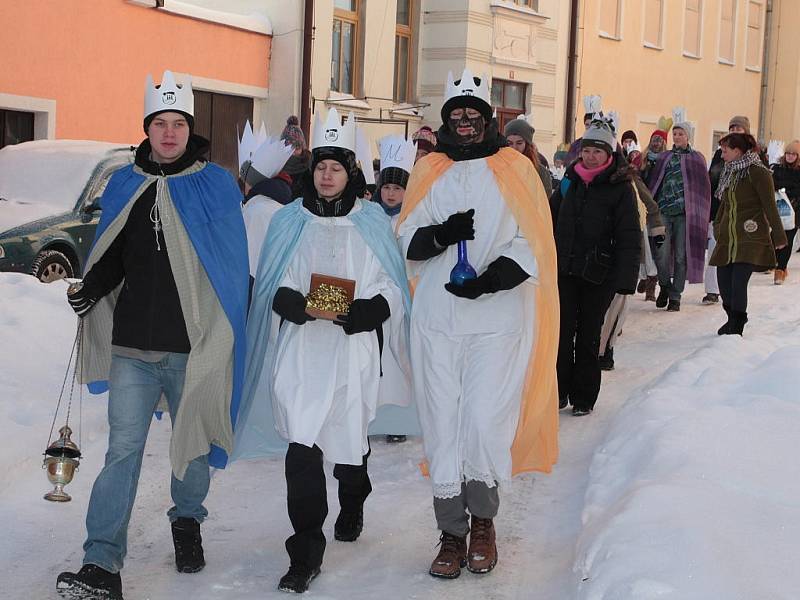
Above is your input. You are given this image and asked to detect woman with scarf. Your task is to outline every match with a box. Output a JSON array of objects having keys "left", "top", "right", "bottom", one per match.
[
  {"left": 710, "top": 133, "right": 787, "bottom": 335},
  {"left": 770, "top": 140, "right": 800, "bottom": 283},
  {"left": 550, "top": 119, "right": 641, "bottom": 415}
]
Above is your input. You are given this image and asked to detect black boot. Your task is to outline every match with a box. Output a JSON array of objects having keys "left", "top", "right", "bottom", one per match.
[
  {"left": 598, "top": 346, "right": 614, "bottom": 371},
  {"left": 666, "top": 298, "right": 681, "bottom": 312},
  {"left": 334, "top": 506, "right": 364, "bottom": 542},
  {"left": 171, "top": 517, "right": 205, "bottom": 573},
  {"left": 278, "top": 564, "right": 321, "bottom": 593},
  {"left": 57, "top": 564, "right": 123, "bottom": 600},
  {"left": 717, "top": 304, "right": 732, "bottom": 335},
  {"left": 333, "top": 451, "right": 371, "bottom": 543},
  {"left": 727, "top": 310, "right": 748, "bottom": 336},
  {"left": 655, "top": 286, "right": 670, "bottom": 308}
]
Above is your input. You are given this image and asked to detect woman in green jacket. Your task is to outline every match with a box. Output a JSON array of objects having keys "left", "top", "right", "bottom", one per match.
[{"left": 710, "top": 133, "right": 787, "bottom": 335}]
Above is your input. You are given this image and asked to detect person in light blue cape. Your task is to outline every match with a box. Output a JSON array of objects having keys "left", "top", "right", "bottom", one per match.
[
  {"left": 57, "top": 71, "right": 248, "bottom": 600},
  {"left": 235, "top": 108, "right": 414, "bottom": 594}
]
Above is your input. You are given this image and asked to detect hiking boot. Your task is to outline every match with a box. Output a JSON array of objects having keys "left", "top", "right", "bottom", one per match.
[
  {"left": 429, "top": 532, "right": 467, "bottom": 579},
  {"left": 385, "top": 434, "right": 407, "bottom": 443},
  {"left": 701, "top": 293, "right": 719, "bottom": 304},
  {"left": 278, "top": 565, "right": 320, "bottom": 593},
  {"left": 666, "top": 299, "right": 681, "bottom": 312},
  {"left": 467, "top": 516, "right": 498, "bottom": 574},
  {"left": 56, "top": 564, "right": 123, "bottom": 600},
  {"left": 171, "top": 517, "right": 205, "bottom": 573},
  {"left": 655, "top": 286, "right": 669, "bottom": 308},
  {"left": 636, "top": 278, "right": 647, "bottom": 294},
  {"left": 572, "top": 407, "right": 593, "bottom": 417},
  {"left": 774, "top": 269, "right": 787, "bottom": 285},
  {"left": 598, "top": 347, "right": 614, "bottom": 371},
  {"left": 334, "top": 506, "right": 364, "bottom": 542}
]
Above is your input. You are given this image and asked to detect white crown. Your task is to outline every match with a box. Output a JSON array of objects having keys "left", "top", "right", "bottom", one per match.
[
  {"left": 310, "top": 108, "right": 356, "bottom": 152},
  {"left": 583, "top": 95, "right": 603, "bottom": 115},
  {"left": 238, "top": 121, "right": 258, "bottom": 170},
  {"left": 249, "top": 136, "right": 294, "bottom": 180},
  {"left": 379, "top": 134, "right": 415, "bottom": 176},
  {"left": 355, "top": 127, "right": 375, "bottom": 185},
  {"left": 144, "top": 70, "right": 194, "bottom": 120},
  {"left": 444, "top": 68, "right": 491, "bottom": 111}
]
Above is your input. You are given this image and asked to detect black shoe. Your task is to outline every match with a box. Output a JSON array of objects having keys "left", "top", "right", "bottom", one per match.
[
  {"left": 334, "top": 506, "right": 364, "bottom": 542},
  {"left": 278, "top": 565, "right": 320, "bottom": 593},
  {"left": 57, "top": 564, "right": 123, "bottom": 600},
  {"left": 559, "top": 395, "right": 569, "bottom": 409},
  {"left": 726, "top": 310, "right": 748, "bottom": 336},
  {"left": 385, "top": 434, "right": 407, "bottom": 443},
  {"left": 718, "top": 304, "right": 732, "bottom": 335},
  {"left": 598, "top": 347, "right": 614, "bottom": 371},
  {"left": 171, "top": 517, "right": 205, "bottom": 573},
  {"left": 655, "top": 287, "right": 669, "bottom": 308},
  {"left": 666, "top": 299, "right": 681, "bottom": 312},
  {"left": 572, "top": 407, "right": 593, "bottom": 417},
  {"left": 701, "top": 293, "right": 719, "bottom": 305}
]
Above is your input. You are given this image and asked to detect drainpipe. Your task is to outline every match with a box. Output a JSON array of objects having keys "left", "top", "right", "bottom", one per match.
[
  {"left": 564, "top": 0, "right": 580, "bottom": 144},
  {"left": 757, "top": 0, "right": 773, "bottom": 142},
  {"left": 300, "top": 0, "right": 314, "bottom": 140}
]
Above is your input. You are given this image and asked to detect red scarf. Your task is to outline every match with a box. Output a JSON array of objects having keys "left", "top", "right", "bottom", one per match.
[{"left": 574, "top": 156, "right": 612, "bottom": 184}]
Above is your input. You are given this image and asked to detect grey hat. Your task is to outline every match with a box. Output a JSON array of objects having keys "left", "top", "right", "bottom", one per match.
[
  {"left": 503, "top": 118, "right": 534, "bottom": 145},
  {"left": 673, "top": 121, "right": 695, "bottom": 142},
  {"left": 581, "top": 122, "right": 616, "bottom": 154}
]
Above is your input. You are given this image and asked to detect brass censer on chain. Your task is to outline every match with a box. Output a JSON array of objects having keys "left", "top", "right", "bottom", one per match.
[{"left": 42, "top": 317, "right": 85, "bottom": 502}]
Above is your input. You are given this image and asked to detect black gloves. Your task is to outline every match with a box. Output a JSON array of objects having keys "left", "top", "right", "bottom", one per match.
[
  {"left": 444, "top": 256, "right": 529, "bottom": 300},
  {"left": 273, "top": 287, "right": 316, "bottom": 325},
  {"left": 334, "top": 294, "right": 390, "bottom": 335},
  {"left": 66, "top": 281, "right": 97, "bottom": 318},
  {"left": 434, "top": 209, "right": 475, "bottom": 247},
  {"left": 653, "top": 234, "right": 665, "bottom": 248}
]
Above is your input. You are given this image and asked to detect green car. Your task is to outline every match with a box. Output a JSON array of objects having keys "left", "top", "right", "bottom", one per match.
[{"left": 0, "top": 141, "right": 135, "bottom": 282}]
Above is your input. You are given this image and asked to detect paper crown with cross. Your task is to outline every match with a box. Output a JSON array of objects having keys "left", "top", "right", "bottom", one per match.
[
  {"left": 237, "top": 121, "right": 294, "bottom": 185},
  {"left": 144, "top": 70, "right": 194, "bottom": 120},
  {"left": 379, "top": 134, "right": 416, "bottom": 176},
  {"left": 310, "top": 108, "right": 357, "bottom": 153},
  {"left": 441, "top": 67, "right": 493, "bottom": 121}
]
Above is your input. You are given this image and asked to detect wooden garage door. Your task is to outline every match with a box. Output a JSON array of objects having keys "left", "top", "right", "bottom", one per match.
[{"left": 193, "top": 91, "right": 253, "bottom": 177}]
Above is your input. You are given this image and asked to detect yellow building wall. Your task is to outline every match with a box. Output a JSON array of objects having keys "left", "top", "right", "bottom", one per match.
[
  {"left": 575, "top": 0, "right": 764, "bottom": 158},
  {"left": 762, "top": 0, "right": 800, "bottom": 143}
]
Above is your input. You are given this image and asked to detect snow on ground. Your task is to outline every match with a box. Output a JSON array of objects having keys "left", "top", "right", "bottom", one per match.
[{"left": 1, "top": 269, "right": 798, "bottom": 599}]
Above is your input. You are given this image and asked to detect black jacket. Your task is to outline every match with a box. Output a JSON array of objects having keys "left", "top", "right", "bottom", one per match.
[
  {"left": 244, "top": 175, "right": 293, "bottom": 206},
  {"left": 81, "top": 134, "right": 211, "bottom": 353},
  {"left": 772, "top": 163, "right": 800, "bottom": 229},
  {"left": 708, "top": 148, "right": 725, "bottom": 220},
  {"left": 549, "top": 153, "right": 642, "bottom": 294}
]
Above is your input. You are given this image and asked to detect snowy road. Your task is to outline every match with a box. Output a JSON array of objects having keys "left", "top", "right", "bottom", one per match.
[{"left": 1, "top": 271, "right": 797, "bottom": 599}]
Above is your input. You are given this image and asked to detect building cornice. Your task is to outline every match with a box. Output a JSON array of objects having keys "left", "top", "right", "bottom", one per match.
[{"left": 423, "top": 10, "right": 493, "bottom": 28}]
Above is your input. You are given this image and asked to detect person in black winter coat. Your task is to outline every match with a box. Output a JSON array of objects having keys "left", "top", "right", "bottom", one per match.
[
  {"left": 771, "top": 139, "right": 800, "bottom": 282},
  {"left": 550, "top": 119, "right": 641, "bottom": 416}
]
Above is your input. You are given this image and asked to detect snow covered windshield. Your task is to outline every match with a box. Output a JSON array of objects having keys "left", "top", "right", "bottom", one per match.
[{"left": 0, "top": 140, "right": 129, "bottom": 233}]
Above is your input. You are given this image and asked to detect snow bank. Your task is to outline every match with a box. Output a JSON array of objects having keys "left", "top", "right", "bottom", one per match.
[
  {"left": 575, "top": 311, "right": 800, "bottom": 599},
  {"left": 0, "top": 274, "right": 106, "bottom": 488}
]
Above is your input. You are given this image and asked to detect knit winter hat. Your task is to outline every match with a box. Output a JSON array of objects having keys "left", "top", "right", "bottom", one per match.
[
  {"left": 504, "top": 118, "right": 534, "bottom": 145},
  {"left": 281, "top": 116, "right": 306, "bottom": 151},
  {"left": 380, "top": 166, "right": 410, "bottom": 189},
  {"left": 311, "top": 146, "right": 358, "bottom": 178},
  {"left": 581, "top": 120, "right": 616, "bottom": 155},
  {"left": 651, "top": 130, "right": 668, "bottom": 143},
  {"left": 621, "top": 130, "right": 638, "bottom": 144},
  {"left": 412, "top": 126, "right": 437, "bottom": 153},
  {"left": 728, "top": 115, "right": 751, "bottom": 133},
  {"left": 673, "top": 122, "right": 694, "bottom": 143}
]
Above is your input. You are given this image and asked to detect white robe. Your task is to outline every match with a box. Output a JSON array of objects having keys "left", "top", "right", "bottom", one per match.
[
  {"left": 242, "top": 194, "right": 283, "bottom": 277},
  {"left": 270, "top": 200, "right": 407, "bottom": 465},
  {"left": 398, "top": 157, "right": 540, "bottom": 498}
]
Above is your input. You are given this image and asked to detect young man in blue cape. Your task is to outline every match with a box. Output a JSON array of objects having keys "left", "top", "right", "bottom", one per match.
[
  {"left": 57, "top": 71, "right": 249, "bottom": 600},
  {"left": 235, "top": 108, "right": 414, "bottom": 594}
]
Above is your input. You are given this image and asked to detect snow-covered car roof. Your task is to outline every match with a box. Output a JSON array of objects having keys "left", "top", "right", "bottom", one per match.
[{"left": 0, "top": 140, "right": 132, "bottom": 234}]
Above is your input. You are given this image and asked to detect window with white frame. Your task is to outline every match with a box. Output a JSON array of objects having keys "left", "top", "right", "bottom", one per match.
[
  {"left": 683, "top": 0, "right": 703, "bottom": 57},
  {"left": 643, "top": 0, "right": 665, "bottom": 48},
  {"left": 332, "top": 0, "right": 359, "bottom": 95},
  {"left": 719, "top": 0, "right": 737, "bottom": 63},
  {"left": 746, "top": 0, "right": 765, "bottom": 69},
  {"left": 599, "top": 0, "right": 622, "bottom": 40}
]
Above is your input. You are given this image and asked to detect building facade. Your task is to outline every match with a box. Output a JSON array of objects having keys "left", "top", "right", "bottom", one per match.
[
  {"left": 761, "top": 0, "right": 800, "bottom": 144},
  {"left": 0, "top": 0, "right": 272, "bottom": 174}
]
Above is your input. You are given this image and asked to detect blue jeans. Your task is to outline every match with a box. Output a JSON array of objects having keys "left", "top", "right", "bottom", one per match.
[
  {"left": 655, "top": 213, "right": 687, "bottom": 301},
  {"left": 83, "top": 353, "right": 210, "bottom": 573}
]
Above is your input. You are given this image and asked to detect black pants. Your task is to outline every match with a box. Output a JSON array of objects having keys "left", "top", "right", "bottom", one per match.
[
  {"left": 285, "top": 442, "right": 372, "bottom": 571},
  {"left": 557, "top": 275, "right": 615, "bottom": 411},
  {"left": 776, "top": 228, "right": 797, "bottom": 270},
  {"left": 717, "top": 263, "right": 754, "bottom": 313}
]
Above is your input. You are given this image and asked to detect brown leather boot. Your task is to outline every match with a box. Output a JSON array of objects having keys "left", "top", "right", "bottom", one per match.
[
  {"left": 774, "top": 269, "right": 787, "bottom": 285},
  {"left": 467, "top": 516, "right": 497, "bottom": 574},
  {"left": 429, "top": 532, "right": 467, "bottom": 579},
  {"left": 644, "top": 276, "right": 658, "bottom": 302}
]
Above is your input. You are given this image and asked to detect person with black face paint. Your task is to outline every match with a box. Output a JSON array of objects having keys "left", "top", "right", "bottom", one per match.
[{"left": 397, "top": 69, "right": 559, "bottom": 581}]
